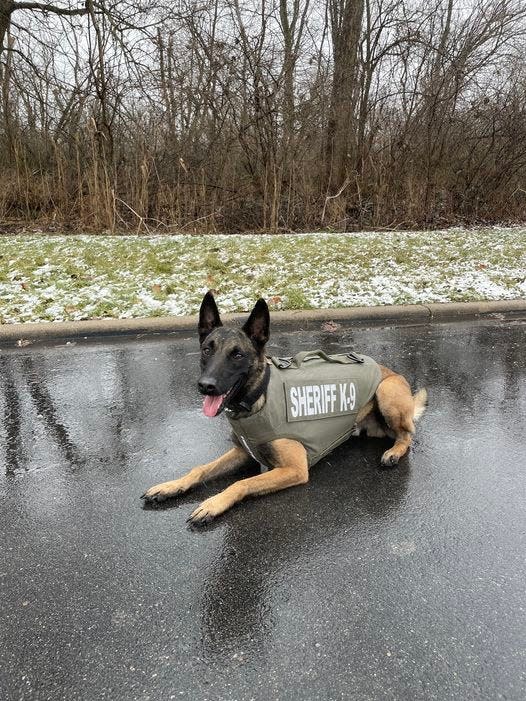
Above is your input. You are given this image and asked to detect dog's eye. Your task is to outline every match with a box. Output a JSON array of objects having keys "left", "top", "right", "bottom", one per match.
[
  {"left": 232, "top": 349, "right": 244, "bottom": 359},
  {"left": 202, "top": 347, "right": 211, "bottom": 356}
]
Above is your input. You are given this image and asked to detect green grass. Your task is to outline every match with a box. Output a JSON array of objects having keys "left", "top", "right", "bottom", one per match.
[
  {"left": 285, "top": 287, "right": 314, "bottom": 309},
  {"left": 0, "top": 228, "right": 524, "bottom": 323}
]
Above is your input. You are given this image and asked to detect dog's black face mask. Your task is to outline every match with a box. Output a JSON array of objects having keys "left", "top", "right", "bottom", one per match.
[{"left": 198, "top": 291, "right": 269, "bottom": 417}]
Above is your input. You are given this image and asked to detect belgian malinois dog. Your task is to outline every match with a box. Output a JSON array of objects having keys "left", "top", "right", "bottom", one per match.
[{"left": 141, "top": 291, "right": 427, "bottom": 525}]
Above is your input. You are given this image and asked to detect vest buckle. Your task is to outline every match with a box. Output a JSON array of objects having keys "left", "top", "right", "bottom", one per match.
[{"left": 346, "top": 352, "right": 364, "bottom": 363}]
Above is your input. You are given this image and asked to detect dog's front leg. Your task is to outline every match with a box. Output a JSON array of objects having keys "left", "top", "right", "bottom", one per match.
[
  {"left": 187, "top": 439, "right": 308, "bottom": 525},
  {"left": 141, "top": 446, "right": 249, "bottom": 503}
]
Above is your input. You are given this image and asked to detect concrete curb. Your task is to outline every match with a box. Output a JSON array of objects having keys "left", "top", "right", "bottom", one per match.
[{"left": 0, "top": 299, "right": 524, "bottom": 345}]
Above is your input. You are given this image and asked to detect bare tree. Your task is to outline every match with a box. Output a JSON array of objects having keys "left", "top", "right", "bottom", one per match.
[
  {"left": 1, "top": 1, "right": 89, "bottom": 58},
  {"left": 1, "top": 0, "right": 526, "bottom": 232}
]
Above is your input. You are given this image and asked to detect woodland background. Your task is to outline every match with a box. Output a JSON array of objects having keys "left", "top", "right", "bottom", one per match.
[{"left": 1, "top": 0, "right": 526, "bottom": 233}]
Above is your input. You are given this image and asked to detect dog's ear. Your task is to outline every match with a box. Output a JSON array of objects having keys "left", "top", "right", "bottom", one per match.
[
  {"left": 198, "top": 291, "right": 222, "bottom": 344},
  {"left": 242, "top": 298, "right": 270, "bottom": 350}
]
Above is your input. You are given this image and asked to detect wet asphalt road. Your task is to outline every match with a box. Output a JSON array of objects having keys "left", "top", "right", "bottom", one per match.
[{"left": 0, "top": 317, "right": 525, "bottom": 701}]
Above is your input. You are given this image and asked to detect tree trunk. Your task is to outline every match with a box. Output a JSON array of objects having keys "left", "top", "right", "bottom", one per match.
[
  {"left": 0, "top": 4, "right": 14, "bottom": 160},
  {"left": 325, "top": 0, "right": 365, "bottom": 193},
  {"left": 280, "top": 0, "right": 296, "bottom": 147},
  {"left": 0, "top": 0, "right": 12, "bottom": 59}
]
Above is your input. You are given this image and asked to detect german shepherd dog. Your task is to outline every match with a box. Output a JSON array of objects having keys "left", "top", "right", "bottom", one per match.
[{"left": 141, "top": 291, "right": 427, "bottom": 525}]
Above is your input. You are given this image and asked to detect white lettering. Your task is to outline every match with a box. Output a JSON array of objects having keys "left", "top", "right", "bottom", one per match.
[
  {"left": 349, "top": 382, "right": 356, "bottom": 410},
  {"left": 298, "top": 386, "right": 307, "bottom": 417},
  {"left": 339, "top": 383, "right": 347, "bottom": 411},
  {"left": 313, "top": 385, "right": 322, "bottom": 415},
  {"left": 306, "top": 386, "right": 314, "bottom": 415},
  {"left": 330, "top": 384, "right": 337, "bottom": 413},
  {"left": 324, "top": 384, "right": 331, "bottom": 414},
  {"left": 290, "top": 387, "right": 299, "bottom": 418}
]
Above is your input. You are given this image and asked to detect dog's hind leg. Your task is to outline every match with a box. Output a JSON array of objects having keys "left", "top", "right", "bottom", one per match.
[
  {"left": 352, "top": 405, "right": 388, "bottom": 438},
  {"left": 141, "top": 446, "right": 250, "bottom": 503},
  {"left": 375, "top": 373, "right": 418, "bottom": 467},
  {"left": 187, "top": 439, "right": 308, "bottom": 525}
]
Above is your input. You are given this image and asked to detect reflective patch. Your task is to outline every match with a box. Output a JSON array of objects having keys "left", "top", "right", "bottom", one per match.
[{"left": 284, "top": 379, "right": 357, "bottom": 422}]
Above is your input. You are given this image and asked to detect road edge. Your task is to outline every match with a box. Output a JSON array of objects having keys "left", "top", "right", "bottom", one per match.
[{"left": 0, "top": 299, "right": 524, "bottom": 345}]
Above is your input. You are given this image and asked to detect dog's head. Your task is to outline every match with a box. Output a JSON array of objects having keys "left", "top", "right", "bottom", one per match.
[{"left": 198, "top": 291, "right": 270, "bottom": 416}]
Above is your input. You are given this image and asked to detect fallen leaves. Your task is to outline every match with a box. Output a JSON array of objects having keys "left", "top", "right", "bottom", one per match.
[{"left": 321, "top": 320, "right": 341, "bottom": 332}]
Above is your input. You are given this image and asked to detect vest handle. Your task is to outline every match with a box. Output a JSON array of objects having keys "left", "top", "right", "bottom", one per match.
[{"left": 269, "top": 350, "right": 364, "bottom": 369}]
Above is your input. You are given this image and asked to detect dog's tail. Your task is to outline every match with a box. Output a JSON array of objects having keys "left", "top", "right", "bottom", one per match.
[{"left": 413, "top": 388, "right": 428, "bottom": 422}]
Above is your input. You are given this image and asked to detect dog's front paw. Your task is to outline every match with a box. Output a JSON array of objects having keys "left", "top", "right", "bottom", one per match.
[
  {"left": 141, "top": 479, "right": 188, "bottom": 503},
  {"left": 186, "top": 493, "right": 232, "bottom": 527}
]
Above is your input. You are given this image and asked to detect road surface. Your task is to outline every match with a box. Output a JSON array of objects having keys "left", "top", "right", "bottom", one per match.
[{"left": 1, "top": 317, "right": 525, "bottom": 700}]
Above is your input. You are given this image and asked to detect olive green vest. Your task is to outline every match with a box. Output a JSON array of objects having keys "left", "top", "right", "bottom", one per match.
[{"left": 226, "top": 350, "right": 382, "bottom": 467}]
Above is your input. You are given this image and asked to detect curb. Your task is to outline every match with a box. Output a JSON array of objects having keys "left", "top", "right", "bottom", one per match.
[{"left": 0, "top": 299, "right": 524, "bottom": 345}]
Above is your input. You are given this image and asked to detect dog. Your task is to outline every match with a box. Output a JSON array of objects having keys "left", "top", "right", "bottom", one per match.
[{"left": 141, "top": 291, "right": 427, "bottom": 525}]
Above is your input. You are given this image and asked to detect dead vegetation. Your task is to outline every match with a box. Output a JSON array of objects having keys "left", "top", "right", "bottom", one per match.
[{"left": 1, "top": 1, "right": 526, "bottom": 233}]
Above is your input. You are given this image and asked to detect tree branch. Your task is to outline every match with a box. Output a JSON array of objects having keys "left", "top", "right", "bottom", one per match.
[{"left": 12, "top": 2, "right": 88, "bottom": 17}]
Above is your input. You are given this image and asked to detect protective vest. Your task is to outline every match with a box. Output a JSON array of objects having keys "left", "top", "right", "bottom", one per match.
[{"left": 226, "top": 350, "right": 382, "bottom": 467}]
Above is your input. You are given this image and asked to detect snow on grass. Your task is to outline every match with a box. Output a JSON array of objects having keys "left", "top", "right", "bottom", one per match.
[{"left": 0, "top": 228, "right": 524, "bottom": 323}]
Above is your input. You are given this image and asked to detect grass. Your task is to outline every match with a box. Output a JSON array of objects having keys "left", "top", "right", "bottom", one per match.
[{"left": 0, "top": 228, "right": 524, "bottom": 323}]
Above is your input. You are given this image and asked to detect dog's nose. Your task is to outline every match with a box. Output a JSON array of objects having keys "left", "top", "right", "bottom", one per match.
[{"left": 198, "top": 378, "right": 218, "bottom": 395}]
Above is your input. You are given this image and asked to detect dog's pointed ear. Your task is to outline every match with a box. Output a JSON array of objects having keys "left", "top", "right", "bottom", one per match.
[
  {"left": 242, "top": 298, "right": 270, "bottom": 350},
  {"left": 198, "top": 291, "right": 222, "bottom": 344}
]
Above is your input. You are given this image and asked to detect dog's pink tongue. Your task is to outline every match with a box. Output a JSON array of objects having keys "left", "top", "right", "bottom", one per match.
[{"left": 202, "top": 394, "right": 225, "bottom": 417}]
